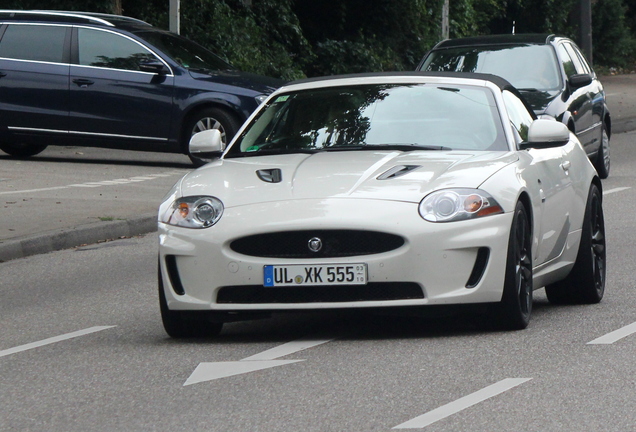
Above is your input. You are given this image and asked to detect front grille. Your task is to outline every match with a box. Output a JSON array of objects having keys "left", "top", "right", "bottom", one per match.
[
  {"left": 230, "top": 230, "right": 405, "bottom": 258},
  {"left": 216, "top": 282, "right": 424, "bottom": 304}
]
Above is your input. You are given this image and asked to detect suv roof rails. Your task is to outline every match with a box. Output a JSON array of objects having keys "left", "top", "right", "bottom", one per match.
[{"left": 0, "top": 10, "right": 152, "bottom": 28}]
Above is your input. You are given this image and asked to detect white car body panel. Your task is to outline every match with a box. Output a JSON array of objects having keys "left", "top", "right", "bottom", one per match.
[{"left": 158, "top": 73, "right": 599, "bottom": 315}]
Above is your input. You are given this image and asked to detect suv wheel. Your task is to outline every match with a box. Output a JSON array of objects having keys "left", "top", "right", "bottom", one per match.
[
  {"left": 0, "top": 142, "right": 48, "bottom": 157},
  {"left": 593, "top": 124, "right": 610, "bottom": 179}
]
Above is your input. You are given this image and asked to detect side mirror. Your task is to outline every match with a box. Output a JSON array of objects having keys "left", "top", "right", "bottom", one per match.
[
  {"left": 139, "top": 59, "right": 168, "bottom": 75},
  {"left": 519, "top": 119, "right": 570, "bottom": 149},
  {"left": 189, "top": 129, "right": 224, "bottom": 157},
  {"left": 569, "top": 73, "right": 593, "bottom": 88}
]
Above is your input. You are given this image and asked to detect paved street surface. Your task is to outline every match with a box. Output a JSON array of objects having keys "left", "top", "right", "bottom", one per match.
[
  {"left": 1, "top": 130, "right": 636, "bottom": 430},
  {"left": 0, "top": 74, "right": 635, "bottom": 431}
]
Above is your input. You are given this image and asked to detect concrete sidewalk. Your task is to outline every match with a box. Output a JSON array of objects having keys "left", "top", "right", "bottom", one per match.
[{"left": 0, "top": 73, "right": 634, "bottom": 263}]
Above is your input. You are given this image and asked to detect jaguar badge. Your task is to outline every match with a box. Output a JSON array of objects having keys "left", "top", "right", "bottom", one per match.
[{"left": 308, "top": 237, "right": 323, "bottom": 253}]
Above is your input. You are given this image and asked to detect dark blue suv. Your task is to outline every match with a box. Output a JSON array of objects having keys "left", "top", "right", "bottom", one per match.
[{"left": 0, "top": 10, "right": 284, "bottom": 165}]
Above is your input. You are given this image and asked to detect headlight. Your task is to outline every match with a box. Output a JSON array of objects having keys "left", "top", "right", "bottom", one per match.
[
  {"left": 419, "top": 189, "right": 503, "bottom": 222},
  {"left": 160, "top": 196, "right": 224, "bottom": 228}
]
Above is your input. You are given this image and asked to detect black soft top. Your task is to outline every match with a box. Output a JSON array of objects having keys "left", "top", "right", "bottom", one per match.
[{"left": 432, "top": 33, "right": 556, "bottom": 49}]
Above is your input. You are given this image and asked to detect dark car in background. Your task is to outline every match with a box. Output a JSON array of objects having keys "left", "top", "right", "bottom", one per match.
[
  {"left": 418, "top": 34, "right": 611, "bottom": 178},
  {"left": 0, "top": 10, "right": 284, "bottom": 165}
]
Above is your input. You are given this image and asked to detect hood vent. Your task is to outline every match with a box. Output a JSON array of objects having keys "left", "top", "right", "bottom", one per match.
[
  {"left": 377, "top": 165, "right": 420, "bottom": 180},
  {"left": 256, "top": 168, "right": 282, "bottom": 183}
]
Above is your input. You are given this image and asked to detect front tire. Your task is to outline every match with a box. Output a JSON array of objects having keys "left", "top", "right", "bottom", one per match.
[
  {"left": 183, "top": 107, "right": 241, "bottom": 167},
  {"left": 495, "top": 201, "right": 533, "bottom": 330},
  {"left": 0, "top": 142, "right": 48, "bottom": 157},
  {"left": 158, "top": 268, "right": 223, "bottom": 338},
  {"left": 545, "top": 183, "right": 605, "bottom": 304}
]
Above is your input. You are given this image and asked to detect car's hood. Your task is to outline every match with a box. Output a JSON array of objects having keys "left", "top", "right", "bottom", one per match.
[
  {"left": 518, "top": 89, "right": 561, "bottom": 115},
  {"left": 177, "top": 151, "right": 518, "bottom": 207},
  {"left": 189, "top": 69, "right": 284, "bottom": 94}
]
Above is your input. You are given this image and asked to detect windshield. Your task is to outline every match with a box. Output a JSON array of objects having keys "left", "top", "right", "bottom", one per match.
[
  {"left": 227, "top": 83, "right": 507, "bottom": 157},
  {"left": 421, "top": 45, "right": 561, "bottom": 91},
  {"left": 135, "top": 30, "right": 233, "bottom": 71}
]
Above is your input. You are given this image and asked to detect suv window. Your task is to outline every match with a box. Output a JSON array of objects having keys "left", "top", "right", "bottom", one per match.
[
  {"left": 77, "top": 28, "right": 157, "bottom": 71},
  {"left": 556, "top": 44, "right": 578, "bottom": 78},
  {"left": 135, "top": 30, "right": 232, "bottom": 71},
  {"left": 0, "top": 24, "right": 67, "bottom": 63},
  {"left": 421, "top": 45, "right": 560, "bottom": 91},
  {"left": 563, "top": 43, "right": 590, "bottom": 74}
]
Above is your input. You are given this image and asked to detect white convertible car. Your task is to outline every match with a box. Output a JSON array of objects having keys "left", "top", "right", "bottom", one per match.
[{"left": 157, "top": 72, "right": 606, "bottom": 337}]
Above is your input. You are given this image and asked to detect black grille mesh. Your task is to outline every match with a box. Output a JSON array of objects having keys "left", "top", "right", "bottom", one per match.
[
  {"left": 216, "top": 282, "right": 424, "bottom": 304},
  {"left": 230, "top": 230, "right": 405, "bottom": 258}
]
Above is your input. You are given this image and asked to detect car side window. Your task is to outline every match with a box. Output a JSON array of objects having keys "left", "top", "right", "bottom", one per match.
[
  {"left": 503, "top": 90, "right": 533, "bottom": 143},
  {"left": 77, "top": 28, "right": 157, "bottom": 71},
  {"left": 563, "top": 43, "right": 591, "bottom": 75},
  {"left": 0, "top": 24, "right": 67, "bottom": 63},
  {"left": 563, "top": 43, "right": 589, "bottom": 74},
  {"left": 556, "top": 44, "right": 578, "bottom": 78}
]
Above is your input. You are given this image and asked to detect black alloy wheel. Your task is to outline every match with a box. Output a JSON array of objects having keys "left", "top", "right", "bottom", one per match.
[
  {"left": 496, "top": 201, "right": 533, "bottom": 330},
  {"left": 545, "top": 184, "right": 606, "bottom": 304}
]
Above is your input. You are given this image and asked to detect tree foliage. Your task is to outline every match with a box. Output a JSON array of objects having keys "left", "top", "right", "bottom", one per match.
[{"left": 2, "top": 0, "right": 635, "bottom": 77}]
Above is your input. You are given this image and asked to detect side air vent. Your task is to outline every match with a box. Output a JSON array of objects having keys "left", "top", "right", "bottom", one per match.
[
  {"left": 165, "top": 255, "right": 185, "bottom": 295},
  {"left": 377, "top": 165, "right": 420, "bottom": 180},
  {"left": 256, "top": 169, "right": 282, "bottom": 183},
  {"left": 465, "top": 247, "right": 490, "bottom": 288}
]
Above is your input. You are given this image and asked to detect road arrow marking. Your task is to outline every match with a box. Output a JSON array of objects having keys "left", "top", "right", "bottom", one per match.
[
  {"left": 184, "top": 360, "right": 304, "bottom": 386},
  {"left": 587, "top": 321, "right": 636, "bottom": 344},
  {"left": 392, "top": 378, "right": 532, "bottom": 429},
  {"left": 0, "top": 326, "right": 116, "bottom": 358},
  {"left": 184, "top": 336, "right": 334, "bottom": 386}
]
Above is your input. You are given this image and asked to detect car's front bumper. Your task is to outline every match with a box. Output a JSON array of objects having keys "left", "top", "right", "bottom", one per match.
[{"left": 158, "top": 198, "right": 513, "bottom": 311}]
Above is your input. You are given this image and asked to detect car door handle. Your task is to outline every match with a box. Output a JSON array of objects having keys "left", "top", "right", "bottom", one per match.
[
  {"left": 561, "top": 161, "right": 571, "bottom": 171},
  {"left": 72, "top": 78, "right": 95, "bottom": 88},
  {"left": 0, "top": 72, "right": 6, "bottom": 78}
]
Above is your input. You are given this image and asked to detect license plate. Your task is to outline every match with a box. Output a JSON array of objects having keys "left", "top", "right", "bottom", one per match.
[{"left": 263, "top": 264, "right": 367, "bottom": 287}]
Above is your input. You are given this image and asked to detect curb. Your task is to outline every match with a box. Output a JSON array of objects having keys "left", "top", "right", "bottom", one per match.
[{"left": 0, "top": 213, "right": 157, "bottom": 263}]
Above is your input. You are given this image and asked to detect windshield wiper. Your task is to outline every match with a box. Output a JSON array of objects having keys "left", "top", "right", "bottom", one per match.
[
  {"left": 323, "top": 143, "right": 452, "bottom": 152},
  {"left": 225, "top": 148, "right": 318, "bottom": 158}
]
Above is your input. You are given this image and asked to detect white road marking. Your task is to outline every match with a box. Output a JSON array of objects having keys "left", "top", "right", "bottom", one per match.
[
  {"left": 603, "top": 187, "right": 631, "bottom": 195},
  {"left": 0, "top": 186, "right": 68, "bottom": 195},
  {"left": 0, "top": 326, "right": 116, "bottom": 358},
  {"left": 0, "top": 170, "right": 187, "bottom": 196},
  {"left": 587, "top": 322, "right": 636, "bottom": 344},
  {"left": 184, "top": 336, "right": 335, "bottom": 386},
  {"left": 392, "top": 378, "right": 532, "bottom": 429},
  {"left": 241, "top": 337, "right": 334, "bottom": 361},
  {"left": 184, "top": 360, "right": 304, "bottom": 386}
]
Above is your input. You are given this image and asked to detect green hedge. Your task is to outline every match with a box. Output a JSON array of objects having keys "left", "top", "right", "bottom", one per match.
[{"left": 3, "top": 0, "right": 635, "bottom": 77}]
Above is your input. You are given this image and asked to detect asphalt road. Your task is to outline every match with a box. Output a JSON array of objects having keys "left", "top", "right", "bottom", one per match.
[{"left": 1, "top": 131, "right": 635, "bottom": 430}]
